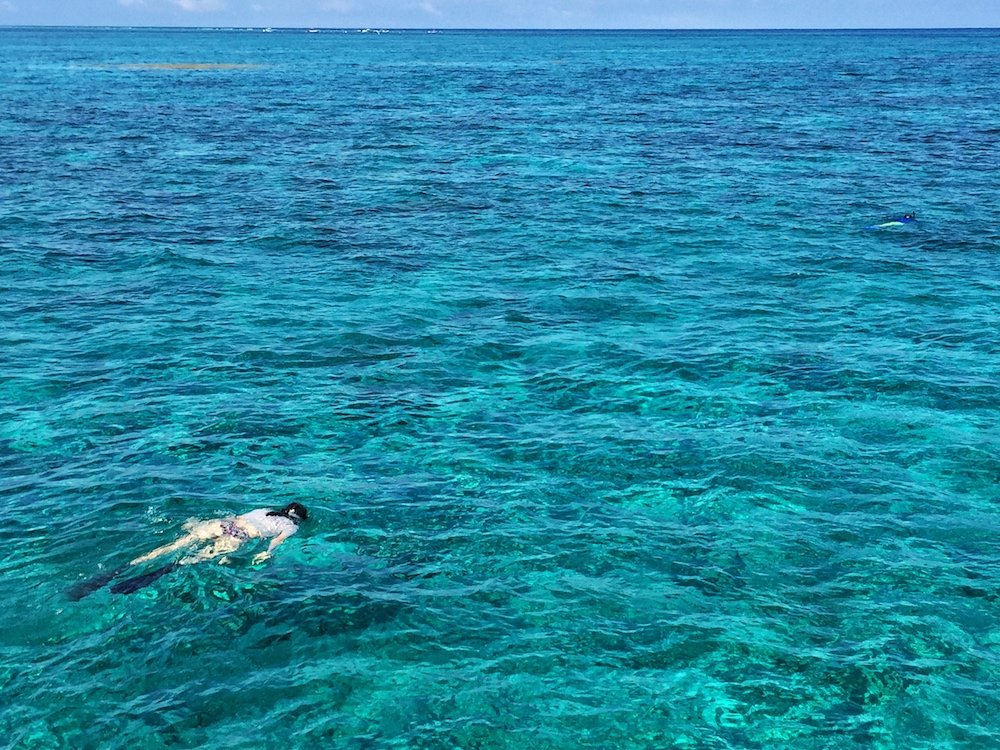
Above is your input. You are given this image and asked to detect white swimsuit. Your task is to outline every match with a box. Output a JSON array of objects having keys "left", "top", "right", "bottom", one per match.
[{"left": 239, "top": 509, "right": 298, "bottom": 539}]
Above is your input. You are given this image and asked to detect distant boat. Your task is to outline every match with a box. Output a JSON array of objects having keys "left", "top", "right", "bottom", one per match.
[
  {"left": 307, "top": 28, "right": 319, "bottom": 33},
  {"left": 262, "top": 27, "right": 273, "bottom": 33}
]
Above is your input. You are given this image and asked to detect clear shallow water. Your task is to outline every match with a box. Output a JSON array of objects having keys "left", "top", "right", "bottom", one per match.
[{"left": 2, "top": 26, "right": 1000, "bottom": 749}]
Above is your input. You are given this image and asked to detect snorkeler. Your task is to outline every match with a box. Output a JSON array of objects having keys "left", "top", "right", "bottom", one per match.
[
  {"left": 130, "top": 502, "right": 309, "bottom": 567},
  {"left": 67, "top": 503, "right": 309, "bottom": 599},
  {"left": 868, "top": 212, "right": 917, "bottom": 229}
]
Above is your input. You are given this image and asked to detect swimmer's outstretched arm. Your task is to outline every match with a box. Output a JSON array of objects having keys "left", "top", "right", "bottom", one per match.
[
  {"left": 252, "top": 530, "right": 293, "bottom": 565},
  {"left": 130, "top": 534, "right": 197, "bottom": 566}
]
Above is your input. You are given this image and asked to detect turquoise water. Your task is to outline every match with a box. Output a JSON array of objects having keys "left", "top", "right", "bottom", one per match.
[{"left": 2, "top": 26, "right": 1000, "bottom": 748}]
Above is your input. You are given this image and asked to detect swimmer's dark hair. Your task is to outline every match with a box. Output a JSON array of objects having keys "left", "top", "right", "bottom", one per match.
[{"left": 268, "top": 502, "right": 308, "bottom": 523}]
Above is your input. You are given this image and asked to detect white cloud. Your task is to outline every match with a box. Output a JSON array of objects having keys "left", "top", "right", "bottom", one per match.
[
  {"left": 320, "top": 0, "right": 354, "bottom": 12},
  {"left": 172, "top": 0, "right": 226, "bottom": 11},
  {"left": 117, "top": 0, "right": 145, "bottom": 6},
  {"left": 418, "top": 1, "right": 442, "bottom": 16}
]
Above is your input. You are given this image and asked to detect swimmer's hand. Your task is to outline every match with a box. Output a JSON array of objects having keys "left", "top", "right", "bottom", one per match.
[{"left": 253, "top": 532, "right": 290, "bottom": 565}]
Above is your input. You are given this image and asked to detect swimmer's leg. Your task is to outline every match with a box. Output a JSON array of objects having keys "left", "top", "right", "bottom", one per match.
[
  {"left": 129, "top": 521, "right": 225, "bottom": 565},
  {"left": 130, "top": 536, "right": 196, "bottom": 565},
  {"left": 67, "top": 563, "right": 129, "bottom": 601},
  {"left": 111, "top": 563, "right": 179, "bottom": 595},
  {"left": 178, "top": 536, "right": 243, "bottom": 566},
  {"left": 114, "top": 538, "right": 238, "bottom": 594}
]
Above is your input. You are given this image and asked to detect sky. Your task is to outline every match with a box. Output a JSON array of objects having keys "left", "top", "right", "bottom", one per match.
[{"left": 1, "top": 0, "right": 998, "bottom": 29}]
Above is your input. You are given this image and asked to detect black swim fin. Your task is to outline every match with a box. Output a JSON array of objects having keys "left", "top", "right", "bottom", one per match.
[
  {"left": 110, "top": 563, "right": 178, "bottom": 595},
  {"left": 66, "top": 564, "right": 129, "bottom": 601}
]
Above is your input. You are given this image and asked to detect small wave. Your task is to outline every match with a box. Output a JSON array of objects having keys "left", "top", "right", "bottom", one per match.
[{"left": 143, "top": 248, "right": 230, "bottom": 268}]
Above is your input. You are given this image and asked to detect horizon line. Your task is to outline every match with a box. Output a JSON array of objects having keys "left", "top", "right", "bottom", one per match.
[{"left": 2, "top": 24, "right": 999, "bottom": 31}]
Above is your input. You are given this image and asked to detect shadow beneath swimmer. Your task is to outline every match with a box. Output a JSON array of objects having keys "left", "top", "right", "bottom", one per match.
[{"left": 249, "top": 561, "right": 421, "bottom": 640}]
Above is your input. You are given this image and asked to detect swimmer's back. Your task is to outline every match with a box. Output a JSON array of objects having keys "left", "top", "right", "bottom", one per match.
[{"left": 240, "top": 508, "right": 298, "bottom": 538}]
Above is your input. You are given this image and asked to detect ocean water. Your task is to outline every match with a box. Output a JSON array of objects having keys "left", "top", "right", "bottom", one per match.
[{"left": 2, "top": 25, "right": 1000, "bottom": 749}]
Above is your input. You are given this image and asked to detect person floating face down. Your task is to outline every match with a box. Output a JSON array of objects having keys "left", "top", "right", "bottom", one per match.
[
  {"left": 873, "top": 212, "right": 917, "bottom": 228},
  {"left": 130, "top": 502, "right": 309, "bottom": 568}
]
